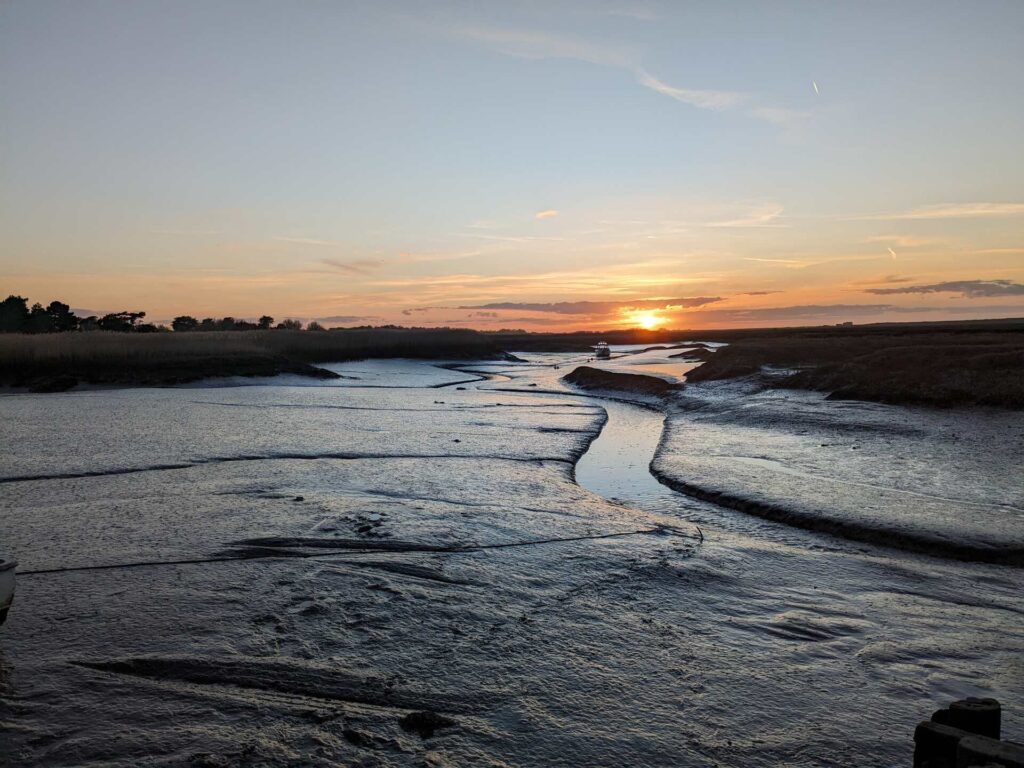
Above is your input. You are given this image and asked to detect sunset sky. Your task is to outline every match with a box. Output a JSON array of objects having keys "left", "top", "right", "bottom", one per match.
[{"left": 2, "top": 1, "right": 1023, "bottom": 330}]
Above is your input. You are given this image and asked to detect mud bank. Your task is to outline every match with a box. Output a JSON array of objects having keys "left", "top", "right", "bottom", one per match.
[
  {"left": 650, "top": 379, "right": 1024, "bottom": 566},
  {"left": 650, "top": 466, "right": 1024, "bottom": 566},
  {"left": 562, "top": 365, "right": 678, "bottom": 396}
]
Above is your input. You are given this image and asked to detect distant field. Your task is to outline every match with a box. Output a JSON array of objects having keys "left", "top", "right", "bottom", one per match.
[
  {"left": 686, "top": 330, "right": 1024, "bottom": 408},
  {"left": 0, "top": 328, "right": 504, "bottom": 391}
]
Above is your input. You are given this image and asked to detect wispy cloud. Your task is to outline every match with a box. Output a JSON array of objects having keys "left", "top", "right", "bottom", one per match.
[
  {"left": 706, "top": 203, "right": 785, "bottom": 228},
  {"left": 320, "top": 258, "right": 385, "bottom": 275},
  {"left": 866, "top": 234, "right": 945, "bottom": 248},
  {"left": 316, "top": 314, "right": 378, "bottom": 324},
  {"left": 152, "top": 229, "right": 226, "bottom": 236},
  {"left": 535, "top": 209, "right": 560, "bottom": 220},
  {"left": 447, "top": 23, "right": 631, "bottom": 67},
  {"left": 456, "top": 296, "right": 722, "bottom": 315},
  {"left": 438, "top": 21, "right": 797, "bottom": 124},
  {"left": 462, "top": 233, "right": 568, "bottom": 243},
  {"left": 970, "top": 247, "right": 1024, "bottom": 255},
  {"left": 864, "top": 279, "right": 1024, "bottom": 298},
  {"left": 634, "top": 69, "right": 745, "bottom": 111},
  {"left": 851, "top": 274, "right": 915, "bottom": 286},
  {"left": 862, "top": 203, "right": 1024, "bottom": 221},
  {"left": 743, "top": 257, "right": 807, "bottom": 267},
  {"left": 275, "top": 237, "right": 344, "bottom": 246}
]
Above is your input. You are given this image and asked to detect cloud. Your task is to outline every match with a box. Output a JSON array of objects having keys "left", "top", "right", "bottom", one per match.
[
  {"left": 634, "top": 69, "right": 745, "bottom": 111},
  {"left": 275, "top": 237, "right": 345, "bottom": 246},
  {"left": 320, "top": 258, "right": 385, "bottom": 275},
  {"left": 866, "top": 234, "right": 945, "bottom": 248},
  {"left": 535, "top": 209, "right": 559, "bottom": 220},
  {"left": 317, "top": 315, "right": 376, "bottom": 324},
  {"left": 152, "top": 229, "right": 226, "bottom": 236},
  {"left": 440, "top": 21, "right": 797, "bottom": 123},
  {"left": 457, "top": 296, "right": 722, "bottom": 315},
  {"left": 851, "top": 274, "right": 915, "bottom": 286},
  {"left": 864, "top": 279, "right": 1024, "bottom": 298},
  {"left": 863, "top": 203, "right": 1024, "bottom": 221},
  {"left": 446, "top": 23, "right": 631, "bottom": 67},
  {"left": 970, "top": 247, "right": 1024, "bottom": 255},
  {"left": 740, "top": 290, "right": 782, "bottom": 296},
  {"left": 706, "top": 203, "right": 785, "bottom": 228}
]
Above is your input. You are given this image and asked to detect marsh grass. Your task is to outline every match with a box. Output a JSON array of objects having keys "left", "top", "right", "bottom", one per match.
[
  {"left": 0, "top": 328, "right": 502, "bottom": 387},
  {"left": 687, "top": 332, "right": 1024, "bottom": 408}
]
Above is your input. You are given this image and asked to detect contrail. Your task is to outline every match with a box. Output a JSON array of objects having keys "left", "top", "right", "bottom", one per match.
[
  {"left": 812, "top": 80, "right": 819, "bottom": 95},
  {"left": 888, "top": 247, "right": 897, "bottom": 259}
]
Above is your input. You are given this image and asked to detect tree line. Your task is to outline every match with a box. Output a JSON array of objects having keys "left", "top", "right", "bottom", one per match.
[{"left": 0, "top": 295, "right": 318, "bottom": 333}]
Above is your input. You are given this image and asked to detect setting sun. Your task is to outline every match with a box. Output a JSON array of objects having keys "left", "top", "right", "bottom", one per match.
[{"left": 628, "top": 311, "right": 662, "bottom": 330}]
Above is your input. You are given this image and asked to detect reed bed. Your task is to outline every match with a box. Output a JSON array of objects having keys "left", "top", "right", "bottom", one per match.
[
  {"left": 0, "top": 328, "right": 503, "bottom": 389},
  {"left": 687, "top": 332, "right": 1024, "bottom": 408}
]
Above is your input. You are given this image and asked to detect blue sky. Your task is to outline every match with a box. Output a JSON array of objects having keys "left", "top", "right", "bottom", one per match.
[{"left": 2, "top": 1, "right": 1022, "bottom": 328}]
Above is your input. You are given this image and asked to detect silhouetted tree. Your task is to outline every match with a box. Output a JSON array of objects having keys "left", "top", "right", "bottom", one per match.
[
  {"left": 98, "top": 311, "right": 146, "bottom": 332},
  {"left": 26, "top": 303, "right": 55, "bottom": 333},
  {"left": 172, "top": 315, "right": 199, "bottom": 332},
  {"left": 0, "top": 295, "right": 30, "bottom": 332},
  {"left": 276, "top": 318, "right": 303, "bottom": 330},
  {"left": 199, "top": 318, "right": 217, "bottom": 331},
  {"left": 46, "top": 301, "right": 78, "bottom": 332},
  {"left": 258, "top": 315, "right": 274, "bottom": 329},
  {"left": 79, "top": 316, "right": 100, "bottom": 331},
  {"left": 306, "top": 321, "right": 326, "bottom": 331}
]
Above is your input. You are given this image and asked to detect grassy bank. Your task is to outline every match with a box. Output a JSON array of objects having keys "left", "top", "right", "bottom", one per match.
[
  {"left": 0, "top": 328, "right": 506, "bottom": 391},
  {"left": 686, "top": 330, "right": 1024, "bottom": 408}
]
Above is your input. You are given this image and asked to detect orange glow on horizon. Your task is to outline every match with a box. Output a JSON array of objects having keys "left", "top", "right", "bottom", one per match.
[{"left": 625, "top": 310, "right": 662, "bottom": 330}]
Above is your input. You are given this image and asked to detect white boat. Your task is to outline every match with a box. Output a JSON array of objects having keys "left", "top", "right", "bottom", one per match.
[
  {"left": 0, "top": 558, "right": 15, "bottom": 626},
  {"left": 594, "top": 342, "right": 611, "bottom": 360}
]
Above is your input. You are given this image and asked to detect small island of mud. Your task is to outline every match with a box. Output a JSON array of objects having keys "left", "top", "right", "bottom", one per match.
[{"left": 562, "top": 365, "right": 679, "bottom": 396}]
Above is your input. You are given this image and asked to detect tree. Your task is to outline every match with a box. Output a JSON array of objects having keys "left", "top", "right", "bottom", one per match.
[
  {"left": 172, "top": 315, "right": 199, "bottom": 332},
  {"left": 26, "top": 303, "right": 55, "bottom": 333},
  {"left": 258, "top": 315, "right": 274, "bottom": 330},
  {"left": 306, "top": 321, "right": 326, "bottom": 331},
  {"left": 199, "top": 318, "right": 217, "bottom": 331},
  {"left": 0, "top": 295, "right": 29, "bottom": 332},
  {"left": 276, "top": 318, "right": 303, "bottom": 330},
  {"left": 98, "top": 311, "right": 146, "bottom": 332},
  {"left": 46, "top": 301, "right": 78, "bottom": 332}
]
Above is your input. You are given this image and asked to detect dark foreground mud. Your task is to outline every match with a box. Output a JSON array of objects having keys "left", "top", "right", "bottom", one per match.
[{"left": 1, "top": 358, "right": 1022, "bottom": 766}]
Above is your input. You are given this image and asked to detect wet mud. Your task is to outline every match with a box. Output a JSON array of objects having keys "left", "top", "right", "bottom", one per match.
[{"left": 1, "top": 354, "right": 1022, "bottom": 766}]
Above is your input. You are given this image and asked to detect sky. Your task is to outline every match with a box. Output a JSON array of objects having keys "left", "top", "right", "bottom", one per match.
[{"left": 1, "top": 0, "right": 1023, "bottom": 331}]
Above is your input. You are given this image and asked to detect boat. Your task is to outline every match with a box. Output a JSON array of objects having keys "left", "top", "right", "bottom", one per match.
[
  {"left": 594, "top": 342, "right": 611, "bottom": 360},
  {"left": 0, "top": 557, "right": 15, "bottom": 626}
]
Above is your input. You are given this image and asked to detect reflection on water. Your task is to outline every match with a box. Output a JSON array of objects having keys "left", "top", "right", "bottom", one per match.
[{"left": 574, "top": 400, "right": 674, "bottom": 507}]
